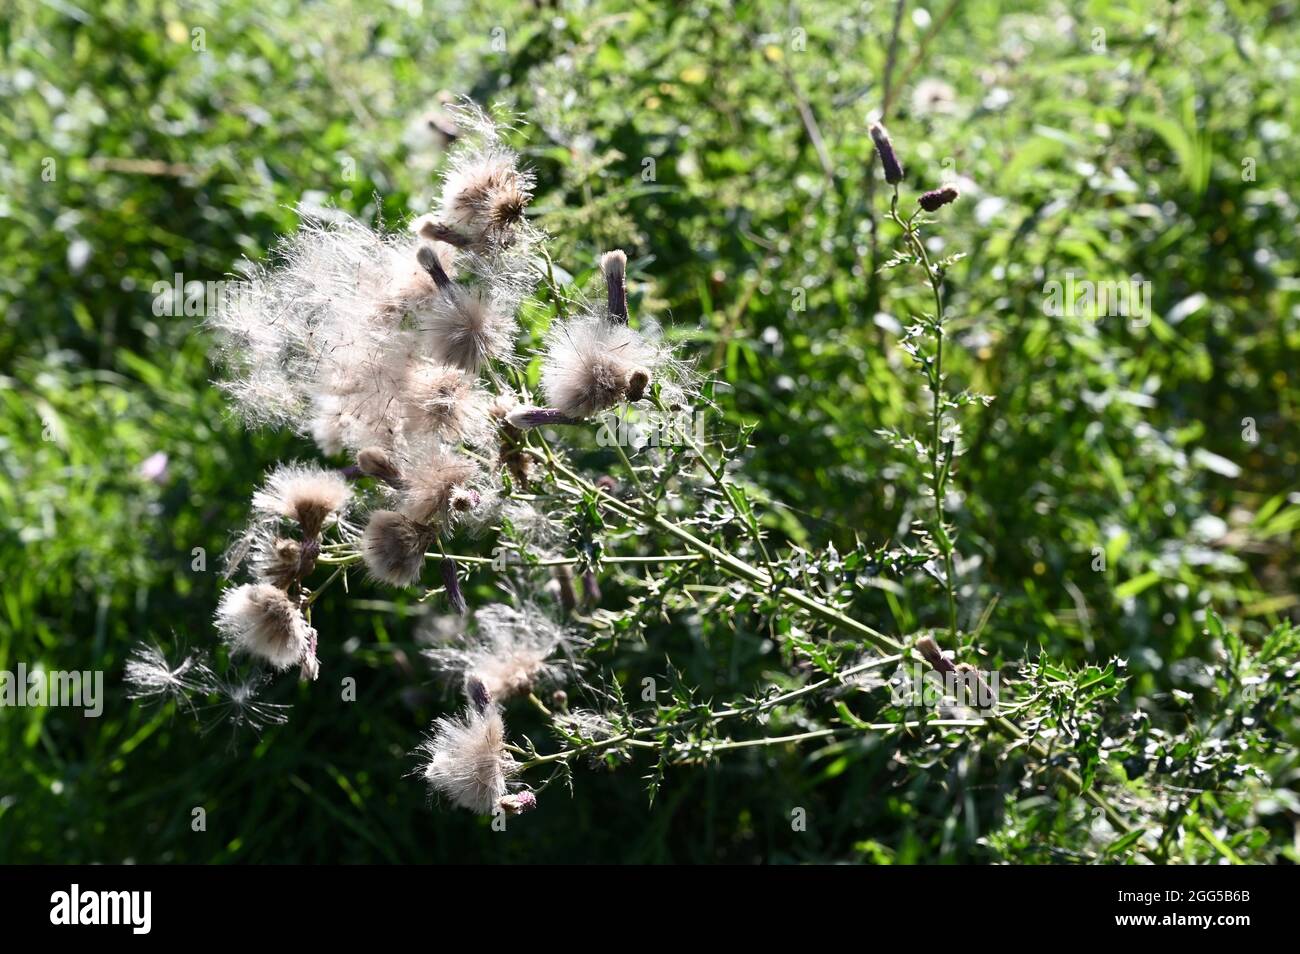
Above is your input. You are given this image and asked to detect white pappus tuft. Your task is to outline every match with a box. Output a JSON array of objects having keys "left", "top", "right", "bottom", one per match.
[
  {"left": 215, "top": 583, "right": 313, "bottom": 670},
  {"left": 424, "top": 602, "right": 580, "bottom": 701},
  {"left": 124, "top": 643, "right": 216, "bottom": 707},
  {"left": 540, "top": 312, "right": 662, "bottom": 419},
  {"left": 418, "top": 678, "right": 520, "bottom": 814},
  {"left": 251, "top": 462, "right": 351, "bottom": 537}
]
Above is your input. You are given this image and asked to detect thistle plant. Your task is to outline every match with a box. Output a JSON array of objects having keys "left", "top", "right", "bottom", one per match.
[{"left": 122, "top": 104, "right": 1292, "bottom": 861}]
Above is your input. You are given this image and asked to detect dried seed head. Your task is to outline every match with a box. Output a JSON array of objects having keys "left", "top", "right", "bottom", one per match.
[
  {"left": 434, "top": 134, "right": 535, "bottom": 254},
  {"left": 419, "top": 696, "right": 517, "bottom": 815},
  {"left": 540, "top": 315, "right": 659, "bottom": 419},
  {"left": 215, "top": 583, "right": 312, "bottom": 670},
  {"left": 251, "top": 463, "right": 351, "bottom": 538},
  {"left": 252, "top": 536, "right": 304, "bottom": 589},
  {"left": 401, "top": 359, "right": 488, "bottom": 443},
  {"left": 425, "top": 602, "right": 578, "bottom": 701},
  {"left": 124, "top": 644, "right": 215, "bottom": 704},
  {"left": 870, "top": 122, "right": 905, "bottom": 185},
  {"left": 360, "top": 510, "right": 431, "bottom": 586},
  {"left": 357, "top": 446, "right": 403, "bottom": 485},
  {"left": 423, "top": 286, "right": 517, "bottom": 373},
  {"left": 399, "top": 451, "right": 480, "bottom": 525}
]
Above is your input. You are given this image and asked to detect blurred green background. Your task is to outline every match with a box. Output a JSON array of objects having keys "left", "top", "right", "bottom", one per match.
[{"left": 1, "top": 0, "right": 1297, "bottom": 862}]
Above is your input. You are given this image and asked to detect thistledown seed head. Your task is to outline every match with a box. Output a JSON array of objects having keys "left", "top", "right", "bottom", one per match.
[
  {"left": 419, "top": 679, "right": 518, "bottom": 814},
  {"left": 250, "top": 462, "right": 351, "bottom": 538},
  {"left": 215, "top": 583, "right": 312, "bottom": 670},
  {"left": 360, "top": 509, "right": 432, "bottom": 586},
  {"left": 540, "top": 314, "right": 658, "bottom": 419}
]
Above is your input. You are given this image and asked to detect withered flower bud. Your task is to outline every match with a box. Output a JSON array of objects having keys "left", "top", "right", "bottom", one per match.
[
  {"left": 918, "top": 185, "right": 960, "bottom": 212},
  {"left": 869, "top": 122, "right": 904, "bottom": 185}
]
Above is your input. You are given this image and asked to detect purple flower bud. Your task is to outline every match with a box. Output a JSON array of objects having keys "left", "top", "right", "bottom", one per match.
[
  {"left": 552, "top": 564, "right": 576, "bottom": 615},
  {"left": 467, "top": 676, "right": 491, "bottom": 713},
  {"left": 582, "top": 569, "right": 602, "bottom": 608},
  {"left": 499, "top": 791, "right": 537, "bottom": 815},
  {"left": 601, "top": 249, "right": 628, "bottom": 325},
  {"left": 869, "top": 122, "right": 904, "bottom": 185},
  {"left": 297, "top": 536, "right": 320, "bottom": 579},
  {"left": 915, "top": 635, "right": 956, "bottom": 674},
  {"left": 918, "top": 185, "right": 960, "bottom": 212},
  {"left": 415, "top": 244, "right": 454, "bottom": 290},
  {"left": 505, "top": 405, "right": 580, "bottom": 429},
  {"left": 441, "top": 557, "right": 467, "bottom": 616}
]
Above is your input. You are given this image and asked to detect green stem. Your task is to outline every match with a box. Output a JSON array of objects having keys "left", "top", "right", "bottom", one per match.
[
  {"left": 537, "top": 436, "right": 1144, "bottom": 845},
  {"left": 891, "top": 189, "right": 959, "bottom": 641}
]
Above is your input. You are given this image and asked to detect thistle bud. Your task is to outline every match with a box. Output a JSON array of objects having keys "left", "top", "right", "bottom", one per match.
[
  {"left": 505, "top": 405, "right": 579, "bottom": 429},
  {"left": 582, "top": 569, "right": 602, "bottom": 609},
  {"left": 415, "top": 243, "right": 454, "bottom": 290},
  {"left": 552, "top": 564, "right": 577, "bottom": 615},
  {"left": 869, "top": 122, "right": 904, "bottom": 185},
  {"left": 918, "top": 185, "right": 960, "bottom": 212},
  {"left": 441, "top": 557, "right": 467, "bottom": 616},
  {"left": 601, "top": 249, "right": 629, "bottom": 325},
  {"left": 467, "top": 675, "right": 492, "bottom": 714},
  {"left": 499, "top": 791, "right": 537, "bottom": 815},
  {"left": 915, "top": 635, "right": 956, "bottom": 674}
]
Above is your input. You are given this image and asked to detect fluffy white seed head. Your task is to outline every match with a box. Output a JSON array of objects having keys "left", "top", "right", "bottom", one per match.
[
  {"left": 425, "top": 602, "right": 577, "bottom": 701},
  {"left": 250, "top": 534, "right": 304, "bottom": 589},
  {"left": 421, "top": 105, "right": 536, "bottom": 255},
  {"left": 360, "top": 509, "right": 431, "bottom": 586},
  {"left": 398, "top": 449, "right": 481, "bottom": 526},
  {"left": 400, "top": 359, "right": 490, "bottom": 445},
  {"left": 419, "top": 686, "right": 518, "bottom": 814},
  {"left": 251, "top": 462, "right": 351, "bottom": 537},
  {"left": 421, "top": 285, "right": 517, "bottom": 373},
  {"left": 540, "top": 314, "right": 659, "bottom": 418},
  {"left": 215, "top": 583, "right": 312, "bottom": 670}
]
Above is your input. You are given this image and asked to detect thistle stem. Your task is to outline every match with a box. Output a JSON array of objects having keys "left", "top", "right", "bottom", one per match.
[
  {"left": 890, "top": 188, "right": 959, "bottom": 641},
  {"left": 535, "top": 435, "right": 1144, "bottom": 846}
]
